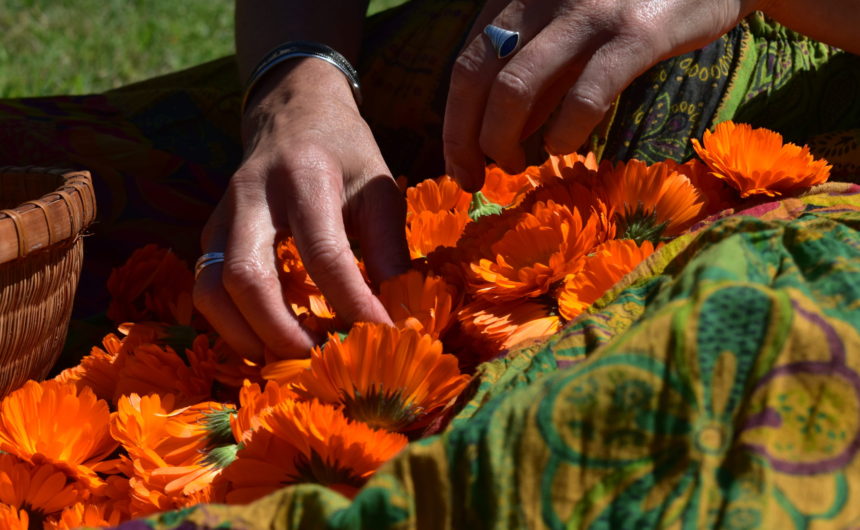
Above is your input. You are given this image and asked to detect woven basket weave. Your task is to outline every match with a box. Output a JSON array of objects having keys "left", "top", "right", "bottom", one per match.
[{"left": 0, "top": 167, "right": 96, "bottom": 397}]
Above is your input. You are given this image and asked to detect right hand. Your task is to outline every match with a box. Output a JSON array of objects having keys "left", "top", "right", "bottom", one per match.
[
  {"left": 443, "top": 0, "right": 761, "bottom": 192},
  {"left": 193, "top": 59, "right": 411, "bottom": 361}
]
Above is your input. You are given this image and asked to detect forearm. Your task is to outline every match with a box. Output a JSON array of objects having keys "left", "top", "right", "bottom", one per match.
[
  {"left": 235, "top": 0, "right": 369, "bottom": 82},
  {"left": 759, "top": 0, "right": 860, "bottom": 54}
]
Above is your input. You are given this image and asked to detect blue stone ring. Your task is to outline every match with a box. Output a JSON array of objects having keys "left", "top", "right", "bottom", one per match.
[{"left": 483, "top": 24, "right": 520, "bottom": 59}]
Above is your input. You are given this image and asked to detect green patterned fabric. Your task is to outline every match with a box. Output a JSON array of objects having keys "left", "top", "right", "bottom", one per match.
[
  {"left": 107, "top": 184, "right": 860, "bottom": 529},
  {"left": 598, "top": 13, "right": 860, "bottom": 169}
]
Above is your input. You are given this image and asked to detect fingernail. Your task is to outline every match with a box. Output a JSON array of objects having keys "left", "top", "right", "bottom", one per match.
[
  {"left": 498, "top": 154, "right": 526, "bottom": 175},
  {"left": 451, "top": 164, "right": 480, "bottom": 192}
]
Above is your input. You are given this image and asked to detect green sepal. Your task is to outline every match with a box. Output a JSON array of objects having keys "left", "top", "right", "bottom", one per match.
[{"left": 469, "top": 191, "right": 504, "bottom": 221}]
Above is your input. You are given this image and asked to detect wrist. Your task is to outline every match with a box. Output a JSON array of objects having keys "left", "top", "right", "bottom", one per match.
[
  {"left": 242, "top": 42, "right": 361, "bottom": 116},
  {"left": 239, "top": 59, "right": 363, "bottom": 149},
  {"left": 243, "top": 58, "right": 359, "bottom": 115}
]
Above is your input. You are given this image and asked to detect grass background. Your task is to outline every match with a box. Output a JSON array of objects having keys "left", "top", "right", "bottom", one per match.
[{"left": 1, "top": 0, "right": 407, "bottom": 98}]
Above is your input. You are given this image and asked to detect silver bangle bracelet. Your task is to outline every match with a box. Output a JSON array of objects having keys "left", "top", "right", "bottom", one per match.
[{"left": 241, "top": 41, "right": 362, "bottom": 113}]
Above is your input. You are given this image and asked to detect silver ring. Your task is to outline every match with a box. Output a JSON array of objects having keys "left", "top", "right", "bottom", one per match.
[
  {"left": 483, "top": 24, "right": 520, "bottom": 59},
  {"left": 195, "top": 251, "right": 225, "bottom": 280}
]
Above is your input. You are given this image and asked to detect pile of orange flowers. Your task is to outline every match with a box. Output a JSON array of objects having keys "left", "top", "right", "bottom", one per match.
[{"left": 0, "top": 121, "right": 832, "bottom": 528}]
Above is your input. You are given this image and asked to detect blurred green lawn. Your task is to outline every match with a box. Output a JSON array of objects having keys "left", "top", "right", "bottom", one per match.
[{"left": 0, "top": 0, "right": 407, "bottom": 98}]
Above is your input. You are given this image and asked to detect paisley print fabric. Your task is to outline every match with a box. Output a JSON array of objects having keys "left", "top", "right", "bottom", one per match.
[
  {"left": 100, "top": 184, "right": 860, "bottom": 529},
  {"left": 598, "top": 13, "right": 860, "bottom": 175}
]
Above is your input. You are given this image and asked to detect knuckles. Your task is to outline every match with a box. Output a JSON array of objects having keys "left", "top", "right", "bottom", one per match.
[
  {"left": 296, "top": 237, "right": 353, "bottom": 276},
  {"left": 493, "top": 67, "right": 537, "bottom": 107},
  {"left": 565, "top": 90, "right": 609, "bottom": 122},
  {"left": 451, "top": 48, "right": 486, "bottom": 84},
  {"left": 221, "top": 257, "right": 279, "bottom": 296}
]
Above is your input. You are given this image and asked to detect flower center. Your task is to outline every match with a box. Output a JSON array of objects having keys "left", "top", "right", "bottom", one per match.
[
  {"left": 289, "top": 450, "right": 365, "bottom": 490},
  {"left": 341, "top": 386, "right": 423, "bottom": 432},
  {"left": 618, "top": 203, "right": 667, "bottom": 245}
]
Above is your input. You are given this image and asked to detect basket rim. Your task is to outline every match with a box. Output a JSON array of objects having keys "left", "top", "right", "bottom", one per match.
[{"left": 0, "top": 166, "right": 97, "bottom": 265}]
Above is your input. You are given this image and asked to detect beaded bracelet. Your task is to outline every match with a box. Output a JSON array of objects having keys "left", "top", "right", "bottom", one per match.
[{"left": 240, "top": 41, "right": 363, "bottom": 114}]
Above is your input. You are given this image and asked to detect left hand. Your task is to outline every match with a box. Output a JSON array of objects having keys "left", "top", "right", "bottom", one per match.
[{"left": 443, "top": 0, "right": 761, "bottom": 191}]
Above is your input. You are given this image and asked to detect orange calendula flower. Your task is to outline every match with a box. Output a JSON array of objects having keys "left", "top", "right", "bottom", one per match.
[
  {"left": 406, "top": 175, "right": 471, "bottom": 218},
  {"left": 54, "top": 333, "right": 125, "bottom": 403},
  {"left": 518, "top": 170, "right": 615, "bottom": 241},
  {"left": 261, "top": 359, "right": 312, "bottom": 387},
  {"left": 111, "top": 394, "right": 235, "bottom": 514},
  {"left": 379, "top": 269, "right": 458, "bottom": 338},
  {"left": 111, "top": 394, "right": 203, "bottom": 471},
  {"left": 0, "top": 504, "right": 28, "bottom": 530},
  {"left": 538, "top": 151, "right": 599, "bottom": 182},
  {"left": 468, "top": 200, "right": 602, "bottom": 301},
  {"left": 106, "top": 244, "right": 195, "bottom": 325},
  {"left": 0, "top": 381, "right": 116, "bottom": 488},
  {"left": 44, "top": 502, "right": 122, "bottom": 530},
  {"left": 206, "top": 338, "right": 265, "bottom": 391},
  {"left": 454, "top": 207, "right": 525, "bottom": 264},
  {"left": 276, "top": 238, "right": 348, "bottom": 337},
  {"left": 294, "top": 323, "right": 469, "bottom": 432},
  {"left": 116, "top": 321, "right": 203, "bottom": 354},
  {"left": 598, "top": 158, "right": 706, "bottom": 239},
  {"left": 665, "top": 158, "right": 737, "bottom": 217},
  {"left": 556, "top": 239, "right": 657, "bottom": 322},
  {"left": 231, "top": 380, "right": 299, "bottom": 444},
  {"left": 0, "top": 454, "right": 85, "bottom": 515},
  {"left": 225, "top": 399, "right": 407, "bottom": 502},
  {"left": 691, "top": 120, "right": 831, "bottom": 198},
  {"left": 480, "top": 164, "right": 541, "bottom": 206},
  {"left": 123, "top": 459, "right": 225, "bottom": 517},
  {"left": 406, "top": 209, "right": 470, "bottom": 259},
  {"left": 276, "top": 237, "right": 323, "bottom": 305},
  {"left": 294, "top": 294, "right": 343, "bottom": 340},
  {"left": 454, "top": 298, "right": 561, "bottom": 368},
  {"left": 114, "top": 339, "right": 215, "bottom": 407}
]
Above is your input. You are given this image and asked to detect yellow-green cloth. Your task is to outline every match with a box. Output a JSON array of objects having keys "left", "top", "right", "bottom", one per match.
[{"left": 109, "top": 184, "right": 860, "bottom": 529}]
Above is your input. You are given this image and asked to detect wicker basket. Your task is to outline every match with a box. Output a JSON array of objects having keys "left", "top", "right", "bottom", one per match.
[{"left": 0, "top": 167, "right": 96, "bottom": 397}]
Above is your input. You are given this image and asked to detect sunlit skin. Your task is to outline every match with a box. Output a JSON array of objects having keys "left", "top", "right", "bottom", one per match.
[{"left": 0, "top": 119, "right": 844, "bottom": 520}]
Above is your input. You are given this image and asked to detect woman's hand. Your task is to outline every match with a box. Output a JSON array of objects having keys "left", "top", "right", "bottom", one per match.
[
  {"left": 443, "top": 0, "right": 761, "bottom": 191},
  {"left": 193, "top": 60, "right": 411, "bottom": 360}
]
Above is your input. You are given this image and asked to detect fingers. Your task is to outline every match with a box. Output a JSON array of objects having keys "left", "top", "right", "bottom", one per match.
[
  {"left": 349, "top": 174, "right": 412, "bottom": 287},
  {"left": 194, "top": 199, "right": 268, "bottom": 361},
  {"left": 445, "top": 0, "right": 677, "bottom": 186},
  {"left": 283, "top": 152, "right": 394, "bottom": 327},
  {"left": 477, "top": 19, "right": 603, "bottom": 170},
  {"left": 444, "top": 0, "right": 535, "bottom": 192},
  {"left": 193, "top": 261, "right": 265, "bottom": 360},
  {"left": 194, "top": 173, "right": 317, "bottom": 361},
  {"left": 221, "top": 171, "right": 319, "bottom": 358},
  {"left": 543, "top": 30, "right": 659, "bottom": 155}
]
